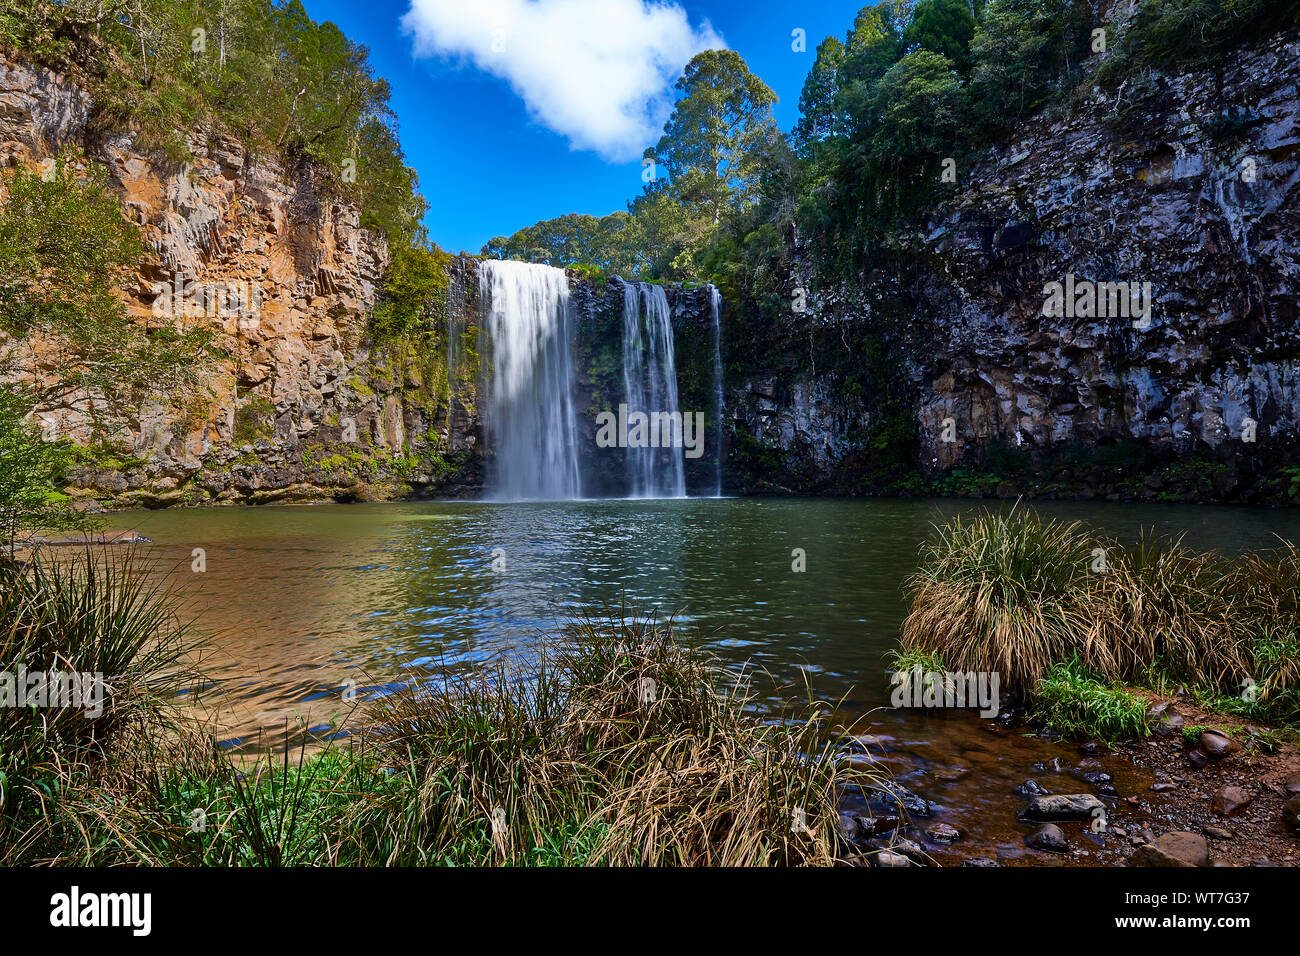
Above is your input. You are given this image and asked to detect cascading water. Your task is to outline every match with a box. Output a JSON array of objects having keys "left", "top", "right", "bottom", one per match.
[
  {"left": 621, "top": 281, "right": 686, "bottom": 498},
  {"left": 709, "top": 285, "right": 723, "bottom": 497},
  {"left": 479, "top": 260, "right": 581, "bottom": 500}
]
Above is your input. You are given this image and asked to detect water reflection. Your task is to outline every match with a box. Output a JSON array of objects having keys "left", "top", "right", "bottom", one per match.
[{"left": 124, "top": 497, "right": 1300, "bottom": 748}]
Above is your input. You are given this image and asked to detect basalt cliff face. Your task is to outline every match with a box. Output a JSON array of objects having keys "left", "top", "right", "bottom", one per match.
[
  {"left": 729, "top": 31, "right": 1300, "bottom": 503},
  {"left": 0, "top": 56, "right": 724, "bottom": 506},
  {"left": 9, "top": 26, "right": 1299, "bottom": 509},
  {"left": 1, "top": 56, "right": 481, "bottom": 507}
]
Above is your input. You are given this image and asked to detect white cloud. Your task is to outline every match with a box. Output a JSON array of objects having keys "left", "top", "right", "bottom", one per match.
[{"left": 401, "top": 0, "right": 725, "bottom": 162}]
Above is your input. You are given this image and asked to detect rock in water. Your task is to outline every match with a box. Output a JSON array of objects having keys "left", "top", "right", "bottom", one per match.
[
  {"left": 865, "top": 784, "right": 933, "bottom": 818},
  {"left": 1021, "top": 793, "right": 1105, "bottom": 821},
  {"left": 1026, "top": 824, "right": 1068, "bottom": 853},
  {"left": 836, "top": 811, "right": 861, "bottom": 844},
  {"left": 925, "top": 822, "right": 961, "bottom": 844}
]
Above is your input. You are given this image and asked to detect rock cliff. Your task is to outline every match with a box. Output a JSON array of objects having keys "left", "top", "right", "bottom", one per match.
[
  {"left": 1, "top": 57, "right": 481, "bottom": 507},
  {"left": 728, "top": 29, "right": 1300, "bottom": 503}
]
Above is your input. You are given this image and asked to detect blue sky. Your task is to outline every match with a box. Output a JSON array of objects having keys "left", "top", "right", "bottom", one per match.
[{"left": 300, "top": 0, "right": 865, "bottom": 254}]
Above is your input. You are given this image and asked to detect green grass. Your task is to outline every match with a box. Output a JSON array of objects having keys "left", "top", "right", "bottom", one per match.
[
  {"left": 0, "top": 551, "right": 194, "bottom": 861},
  {"left": 1032, "top": 661, "right": 1150, "bottom": 744}
]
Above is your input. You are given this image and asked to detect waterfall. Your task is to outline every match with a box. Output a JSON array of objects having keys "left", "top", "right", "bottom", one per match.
[
  {"left": 621, "top": 281, "right": 685, "bottom": 498},
  {"left": 479, "top": 260, "right": 581, "bottom": 500},
  {"left": 709, "top": 285, "right": 723, "bottom": 497}
]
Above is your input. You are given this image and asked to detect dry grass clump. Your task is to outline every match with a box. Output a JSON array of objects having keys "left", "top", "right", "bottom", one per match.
[
  {"left": 902, "top": 509, "right": 1300, "bottom": 724},
  {"left": 363, "top": 611, "right": 878, "bottom": 866},
  {"left": 901, "top": 508, "right": 1109, "bottom": 690},
  {"left": 38, "top": 609, "right": 880, "bottom": 867}
]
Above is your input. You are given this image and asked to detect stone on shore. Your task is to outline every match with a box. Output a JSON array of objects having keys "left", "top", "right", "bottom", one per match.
[
  {"left": 1128, "top": 832, "right": 1210, "bottom": 867},
  {"left": 1211, "top": 785, "right": 1252, "bottom": 818}
]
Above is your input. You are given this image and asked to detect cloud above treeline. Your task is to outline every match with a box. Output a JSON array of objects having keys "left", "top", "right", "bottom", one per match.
[{"left": 401, "top": 0, "right": 726, "bottom": 162}]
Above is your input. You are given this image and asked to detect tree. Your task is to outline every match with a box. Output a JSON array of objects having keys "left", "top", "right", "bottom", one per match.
[
  {"left": 0, "top": 155, "right": 213, "bottom": 417},
  {"left": 0, "top": 390, "right": 80, "bottom": 550},
  {"left": 653, "top": 50, "right": 778, "bottom": 224},
  {"left": 904, "top": 0, "right": 978, "bottom": 71},
  {"left": 870, "top": 51, "right": 967, "bottom": 168},
  {"left": 969, "top": 0, "right": 1093, "bottom": 129},
  {"left": 481, "top": 211, "right": 642, "bottom": 276},
  {"left": 844, "top": 1, "right": 910, "bottom": 86},
  {"left": 795, "top": 37, "right": 846, "bottom": 153}
]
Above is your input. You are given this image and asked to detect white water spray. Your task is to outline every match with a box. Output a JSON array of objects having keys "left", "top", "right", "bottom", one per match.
[
  {"left": 479, "top": 260, "right": 581, "bottom": 500},
  {"left": 621, "top": 281, "right": 685, "bottom": 498},
  {"left": 709, "top": 285, "right": 723, "bottom": 497}
]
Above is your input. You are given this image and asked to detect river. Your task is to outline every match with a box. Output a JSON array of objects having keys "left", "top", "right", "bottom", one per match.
[{"left": 121, "top": 496, "right": 1298, "bottom": 863}]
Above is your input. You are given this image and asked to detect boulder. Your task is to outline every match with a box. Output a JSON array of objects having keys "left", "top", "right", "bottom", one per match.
[
  {"left": 1211, "top": 785, "right": 1252, "bottom": 817},
  {"left": 1026, "top": 824, "right": 1069, "bottom": 853},
  {"left": 1200, "top": 730, "right": 1240, "bottom": 760},
  {"left": 865, "top": 784, "right": 933, "bottom": 818},
  {"left": 1284, "top": 795, "right": 1300, "bottom": 833},
  {"left": 835, "top": 811, "right": 861, "bottom": 844},
  {"left": 1021, "top": 793, "right": 1105, "bottom": 821},
  {"left": 1128, "top": 832, "right": 1210, "bottom": 867}
]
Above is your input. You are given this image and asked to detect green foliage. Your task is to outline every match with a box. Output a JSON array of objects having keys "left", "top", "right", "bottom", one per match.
[
  {"left": 905, "top": 510, "right": 1300, "bottom": 729},
  {"left": 484, "top": 48, "right": 779, "bottom": 283},
  {"left": 233, "top": 397, "right": 276, "bottom": 446},
  {"left": 0, "top": 552, "right": 190, "bottom": 851},
  {"left": 22, "top": 612, "right": 880, "bottom": 866},
  {"left": 795, "top": 36, "right": 846, "bottom": 149},
  {"left": 904, "top": 0, "right": 978, "bottom": 71},
  {"left": 0, "top": 154, "right": 213, "bottom": 413},
  {"left": 483, "top": 212, "right": 641, "bottom": 277},
  {"left": 0, "top": 390, "right": 80, "bottom": 547},
  {"left": 1118, "top": 0, "right": 1299, "bottom": 69},
  {"left": 969, "top": 0, "right": 1094, "bottom": 132},
  {"left": 8, "top": 0, "right": 427, "bottom": 248},
  {"left": 370, "top": 244, "right": 452, "bottom": 342},
  {"left": 653, "top": 49, "right": 778, "bottom": 225},
  {"left": 1033, "top": 660, "right": 1151, "bottom": 743}
]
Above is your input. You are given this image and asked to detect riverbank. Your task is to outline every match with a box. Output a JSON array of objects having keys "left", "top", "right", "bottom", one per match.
[
  {"left": 887, "top": 506, "right": 1300, "bottom": 863},
  {"left": 6, "top": 500, "right": 1299, "bottom": 866},
  {"left": 0, "top": 559, "right": 876, "bottom": 866}
]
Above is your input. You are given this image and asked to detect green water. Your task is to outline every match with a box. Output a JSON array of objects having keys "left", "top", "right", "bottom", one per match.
[{"left": 122, "top": 496, "right": 1298, "bottom": 748}]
